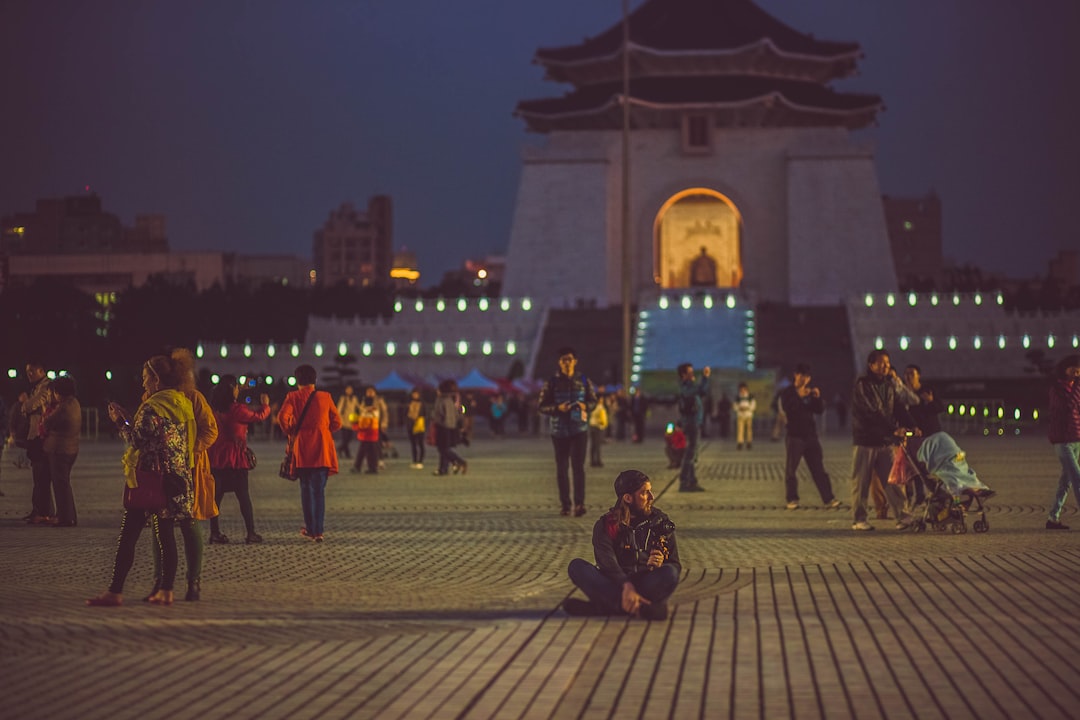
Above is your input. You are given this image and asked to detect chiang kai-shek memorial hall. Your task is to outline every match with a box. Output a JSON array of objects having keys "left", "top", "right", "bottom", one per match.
[{"left": 502, "top": 0, "right": 899, "bottom": 309}]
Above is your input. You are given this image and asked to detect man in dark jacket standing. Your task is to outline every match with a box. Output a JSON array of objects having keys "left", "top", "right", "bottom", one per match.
[
  {"left": 538, "top": 347, "right": 598, "bottom": 516},
  {"left": 564, "top": 470, "right": 680, "bottom": 620},
  {"left": 850, "top": 350, "right": 919, "bottom": 531},
  {"left": 780, "top": 364, "right": 841, "bottom": 510},
  {"left": 676, "top": 362, "right": 710, "bottom": 492}
]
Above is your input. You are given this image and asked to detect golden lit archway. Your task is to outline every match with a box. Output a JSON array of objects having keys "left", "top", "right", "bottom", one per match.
[{"left": 653, "top": 188, "right": 743, "bottom": 289}]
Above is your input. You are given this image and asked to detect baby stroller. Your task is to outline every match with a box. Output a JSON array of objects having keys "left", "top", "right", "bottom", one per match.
[{"left": 904, "top": 431, "right": 994, "bottom": 534}]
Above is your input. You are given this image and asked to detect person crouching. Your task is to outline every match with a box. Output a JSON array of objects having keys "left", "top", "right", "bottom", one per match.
[{"left": 564, "top": 470, "right": 681, "bottom": 620}]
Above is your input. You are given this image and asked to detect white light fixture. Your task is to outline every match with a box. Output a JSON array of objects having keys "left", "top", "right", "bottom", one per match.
[
  {"left": 267, "top": 344, "right": 276, "bottom": 358},
  {"left": 415, "top": 299, "right": 424, "bottom": 312},
  {"left": 479, "top": 298, "right": 489, "bottom": 311},
  {"left": 385, "top": 342, "right": 396, "bottom": 356},
  {"left": 338, "top": 342, "right": 348, "bottom": 356},
  {"left": 362, "top": 342, "right": 372, "bottom": 357},
  {"left": 314, "top": 343, "right": 324, "bottom": 357},
  {"left": 864, "top": 294, "right": 874, "bottom": 308},
  {"left": 457, "top": 340, "right": 469, "bottom": 355},
  {"left": 434, "top": 341, "right": 444, "bottom": 356},
  {"left": 521, "top": 298, "right": 532, "bottom": 311},
  {"left": 659, "top": 296, "right": 669, "bottom": 310},
  {"left": 219, "top": 344, "right": 228, "bottom": 358},
  {"left": 291, "top": 343, "right": 300, "bottom": 357},
  {"left": 410, "top": 342, "right": 420, "bottom": 356},
  {"left": 681, "top": 296, "right": 691, "bottom": 310},
  {"left": 482, "top": 341, "right": 492, "bottom": 356},
  {"left": 506, "top": 341, "right": 517, "bottom": 355},
  {"left": 457, "top": 298, "right": 467, "bottom": 312}
]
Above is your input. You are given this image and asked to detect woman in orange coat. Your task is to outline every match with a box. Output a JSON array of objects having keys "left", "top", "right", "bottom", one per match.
[{"left": 277, "top": 364, "right": 341, "bottom": 543}]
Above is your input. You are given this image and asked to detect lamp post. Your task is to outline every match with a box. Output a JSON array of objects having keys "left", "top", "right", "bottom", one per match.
[{"left": 620, "top": 0, "right": 633, "bottom": 391}]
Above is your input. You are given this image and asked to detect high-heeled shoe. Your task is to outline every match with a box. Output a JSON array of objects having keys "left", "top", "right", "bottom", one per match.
[
  {"left": 142, "top": 581, "right": 161, "bottom": 603},
  {"left": 86, "top": 592, "right": 123, "bottom": 607},
  {"left": 147, "top": 590, "right": 174, "bottom": 606},
  {"left": 185, "top": 579, "right": 200, "bottom": 602}
]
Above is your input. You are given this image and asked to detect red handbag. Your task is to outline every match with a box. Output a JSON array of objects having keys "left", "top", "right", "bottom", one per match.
[{"left": 123, "top": 469, "right": 167, "bottom": 511}]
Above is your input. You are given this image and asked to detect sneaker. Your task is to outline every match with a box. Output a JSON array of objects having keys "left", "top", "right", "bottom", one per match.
[
  {"left": 563, "top": 598, "right": 606, "bottom": 616},
  {"left": 639, "top": 601, "right": 669, "bottom": 621},
  {"left": 299, "top": 527, "right": 309, "bottom": 538},
  {"left": 785, "top": 501, "right": 799, "bottom": 510},
  {"left": 573, "top": 504, "right": 587, "bottom": 517},
  {"left": 313, "top": 534, "right": 324, "bottom": 543},
  {"left": 560, "top": 507, "right": 572, "bottom": 517},
  {"left": 852, "top": 521, "right": 875, "bottom": 531},
  {"left": 825, "top": 499, "right": 842, "bottom": 509},
  {"left": 1046, "top": 520, "right": 1070, "bottom": 530},
  {"left": 896, "top": 514, "right": 915, "bottom": 531}
]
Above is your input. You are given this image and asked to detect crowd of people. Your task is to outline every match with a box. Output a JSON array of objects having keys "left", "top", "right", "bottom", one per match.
[{"left": 2, "top": 341, "right": 1078, "bottom": 619}]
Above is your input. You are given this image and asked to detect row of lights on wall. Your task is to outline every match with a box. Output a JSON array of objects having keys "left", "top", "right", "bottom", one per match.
[
  {"left": 948, "top": 404, "right": 1038, "bottom": 422},
  {"left": 864, "top": 292, "right": 1004, "bottom": 308},
  {"left": 874, "top": 334, "right": 1080, "bottom": 352},
  {"left": 195, "top": 340, "right": 519, "bottom": 360},
  {"left": 657, "top": 294, "right": 739, "bottom": 310},
  {"left": 393, "top": 297, "right": 532, "bottom": 313},
  {"left": 4, "top": 368, "right": 333, "bottom": 390}
]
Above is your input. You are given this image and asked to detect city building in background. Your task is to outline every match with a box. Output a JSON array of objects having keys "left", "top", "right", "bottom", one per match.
[
  {"left": 313, "top": 195, "right": 393, "bottom": 287},
  {"left": 1, "top": 192, "right": 168, "bottom": 255},
  {"left": 4, "top": 252, "right": 309, "bottom": 294}
]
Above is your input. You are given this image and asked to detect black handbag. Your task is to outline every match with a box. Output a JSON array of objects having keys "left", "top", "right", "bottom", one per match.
[
  {"left": 242, "top": 444, "right": 257, "bottom": 470},
  {"left": 279, "top": 391, "right": 317, "bottom": 481}
]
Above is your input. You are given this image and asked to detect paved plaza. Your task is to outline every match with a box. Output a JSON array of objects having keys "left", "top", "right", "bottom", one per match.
[{"left": 1, "top": 429, "right": 1079, "bottom": 720}]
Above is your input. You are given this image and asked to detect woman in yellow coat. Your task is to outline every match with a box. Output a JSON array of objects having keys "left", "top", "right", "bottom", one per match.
[{"left": 145, "top": 348, "right": 218, "bottom": 602}]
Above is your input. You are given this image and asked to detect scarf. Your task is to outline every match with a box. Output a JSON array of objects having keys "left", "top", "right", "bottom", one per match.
[{"left": 122, "top": 388, "right": 196, "bottom": 488}]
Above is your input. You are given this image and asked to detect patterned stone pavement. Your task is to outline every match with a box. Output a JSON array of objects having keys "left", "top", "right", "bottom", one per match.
[{"left": 1, "top": 430, "right": 1078, "bottom": 719}]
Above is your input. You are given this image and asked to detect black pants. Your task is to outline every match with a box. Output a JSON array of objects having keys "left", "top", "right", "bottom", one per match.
[
  {"left": 49, "top": 451, "right": 78, "bottom": 524},
  {"left": 589, "top": 427, "right": 604, "bottom": 467},
  {"left": 210, "top": 467, "right": 256, "bottom": 536},
  {"left": 355, "top": 440, "right": 380, "bottom": 472},
  {"left": 784, "top": 435, "right": 835, "bottom": 504},
  {"left": 552, "top": 432, "right": 588, "bottom": 510},
  {"left": 109, "top": 511, "right": 177, "bottom": 593},
  {"left": 436, "top": 426, "right": 464, "bottom": 474},
  {"left": 409, "top": 432, "right": 425, "bottom": 464},
  {"left": 30, "top": 441, "right": 54, "bottom": 517}
]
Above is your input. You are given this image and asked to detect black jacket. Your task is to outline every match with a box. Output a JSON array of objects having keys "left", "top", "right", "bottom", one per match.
[
  {"left": 591, "top": 507, "right": 681, "bottom": 584},
  {"left": 779, "top": 386, "right": 823, "bottom": 440},
  {"left": 851, "top": 373, "right": 918, "bottom": 447}
]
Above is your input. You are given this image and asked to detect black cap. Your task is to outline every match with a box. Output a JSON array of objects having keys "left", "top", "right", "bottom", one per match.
[{"left": 614, "top": 469, "right": 649, "bottom": 497}]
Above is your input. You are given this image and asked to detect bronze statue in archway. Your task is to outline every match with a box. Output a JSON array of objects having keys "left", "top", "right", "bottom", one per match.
[{"left": 654, "top": 189, "right": 743, "bottom": 290}]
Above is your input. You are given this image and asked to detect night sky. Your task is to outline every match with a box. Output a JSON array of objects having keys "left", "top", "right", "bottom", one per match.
[{"left": 3, "top": 0, "right": 1077, "bottom": 283}]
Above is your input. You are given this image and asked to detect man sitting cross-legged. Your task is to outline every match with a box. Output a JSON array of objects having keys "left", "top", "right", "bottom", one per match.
[{"left": 563, "top": 470, "right": 681, "bottom": 621}]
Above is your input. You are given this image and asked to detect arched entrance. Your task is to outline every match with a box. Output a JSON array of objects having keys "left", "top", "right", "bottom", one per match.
[{"left": 653, "top": 188, "right": 743, "bottom": 290}]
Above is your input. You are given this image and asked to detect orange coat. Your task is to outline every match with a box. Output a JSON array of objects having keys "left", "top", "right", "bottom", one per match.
[
  {"left": 277, "top": 387, "right": 342, "bottom": 474},
  {"left": 189, "top": 390, "right": 219, "bottom": 520}
]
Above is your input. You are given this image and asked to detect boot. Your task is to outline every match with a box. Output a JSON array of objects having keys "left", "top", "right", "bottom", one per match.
[{"left": 185, "top": 578, "right": 201, "bottom": 602}]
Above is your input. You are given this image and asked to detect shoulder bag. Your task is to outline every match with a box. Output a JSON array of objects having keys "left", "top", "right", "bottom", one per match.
[{"left": 279, "top": 391, "right": 318, "bottom": 481}]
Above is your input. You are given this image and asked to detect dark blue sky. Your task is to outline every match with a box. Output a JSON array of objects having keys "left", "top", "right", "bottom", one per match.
[{"left": 3, "top": 0, "right": 1077, "bottom": 283}]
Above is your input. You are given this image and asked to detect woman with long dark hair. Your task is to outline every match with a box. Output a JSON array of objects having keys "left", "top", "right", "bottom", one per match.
[
  {"left": 88, "top": 355, "right": 195, "bottom": 606},
  {"left": 1046, "top": 354, "right": 1080, "bottom": 530},
  {"left": 207, "top": 375, "right": 271, "bottom": 544}
]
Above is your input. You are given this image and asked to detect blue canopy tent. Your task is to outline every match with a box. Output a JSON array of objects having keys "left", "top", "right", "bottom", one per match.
[
  {"left": 373, "top": 370, "right": 415, "bottom": 393},
  {"left": 456, "top": 368, "right": 501, "bottom": 393}
]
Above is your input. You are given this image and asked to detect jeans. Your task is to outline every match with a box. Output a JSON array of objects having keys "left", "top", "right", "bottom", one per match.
[
  {"left": 298, "top": 468, "right": 329, "bottom": 536},
  {"left": 567, "top": 558, "right": 679, "bottom": 614},
  {"left": 784, "top": 436, "right": 834, "bottom": 504},
  {"left": 850, "top": 445, "right": 908, "bottom": 523},
  {"left": 552, "top": 432, "right": 588, "bottom": 510},
  {"left": 1049, "top": 442, "right": 1080, "bottom": 522},
  {"left": 679, "top": 423, "right": 700, "bottom": 489}
]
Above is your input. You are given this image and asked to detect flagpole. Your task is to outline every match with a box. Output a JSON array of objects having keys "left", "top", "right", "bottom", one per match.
[{"left": 620, "top": 0, "right": 632, "bottom": 392}]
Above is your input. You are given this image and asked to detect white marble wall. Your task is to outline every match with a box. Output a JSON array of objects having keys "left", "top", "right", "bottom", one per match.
[{"left": 503, "top": 126, "right": 898, "bottom": 307}]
